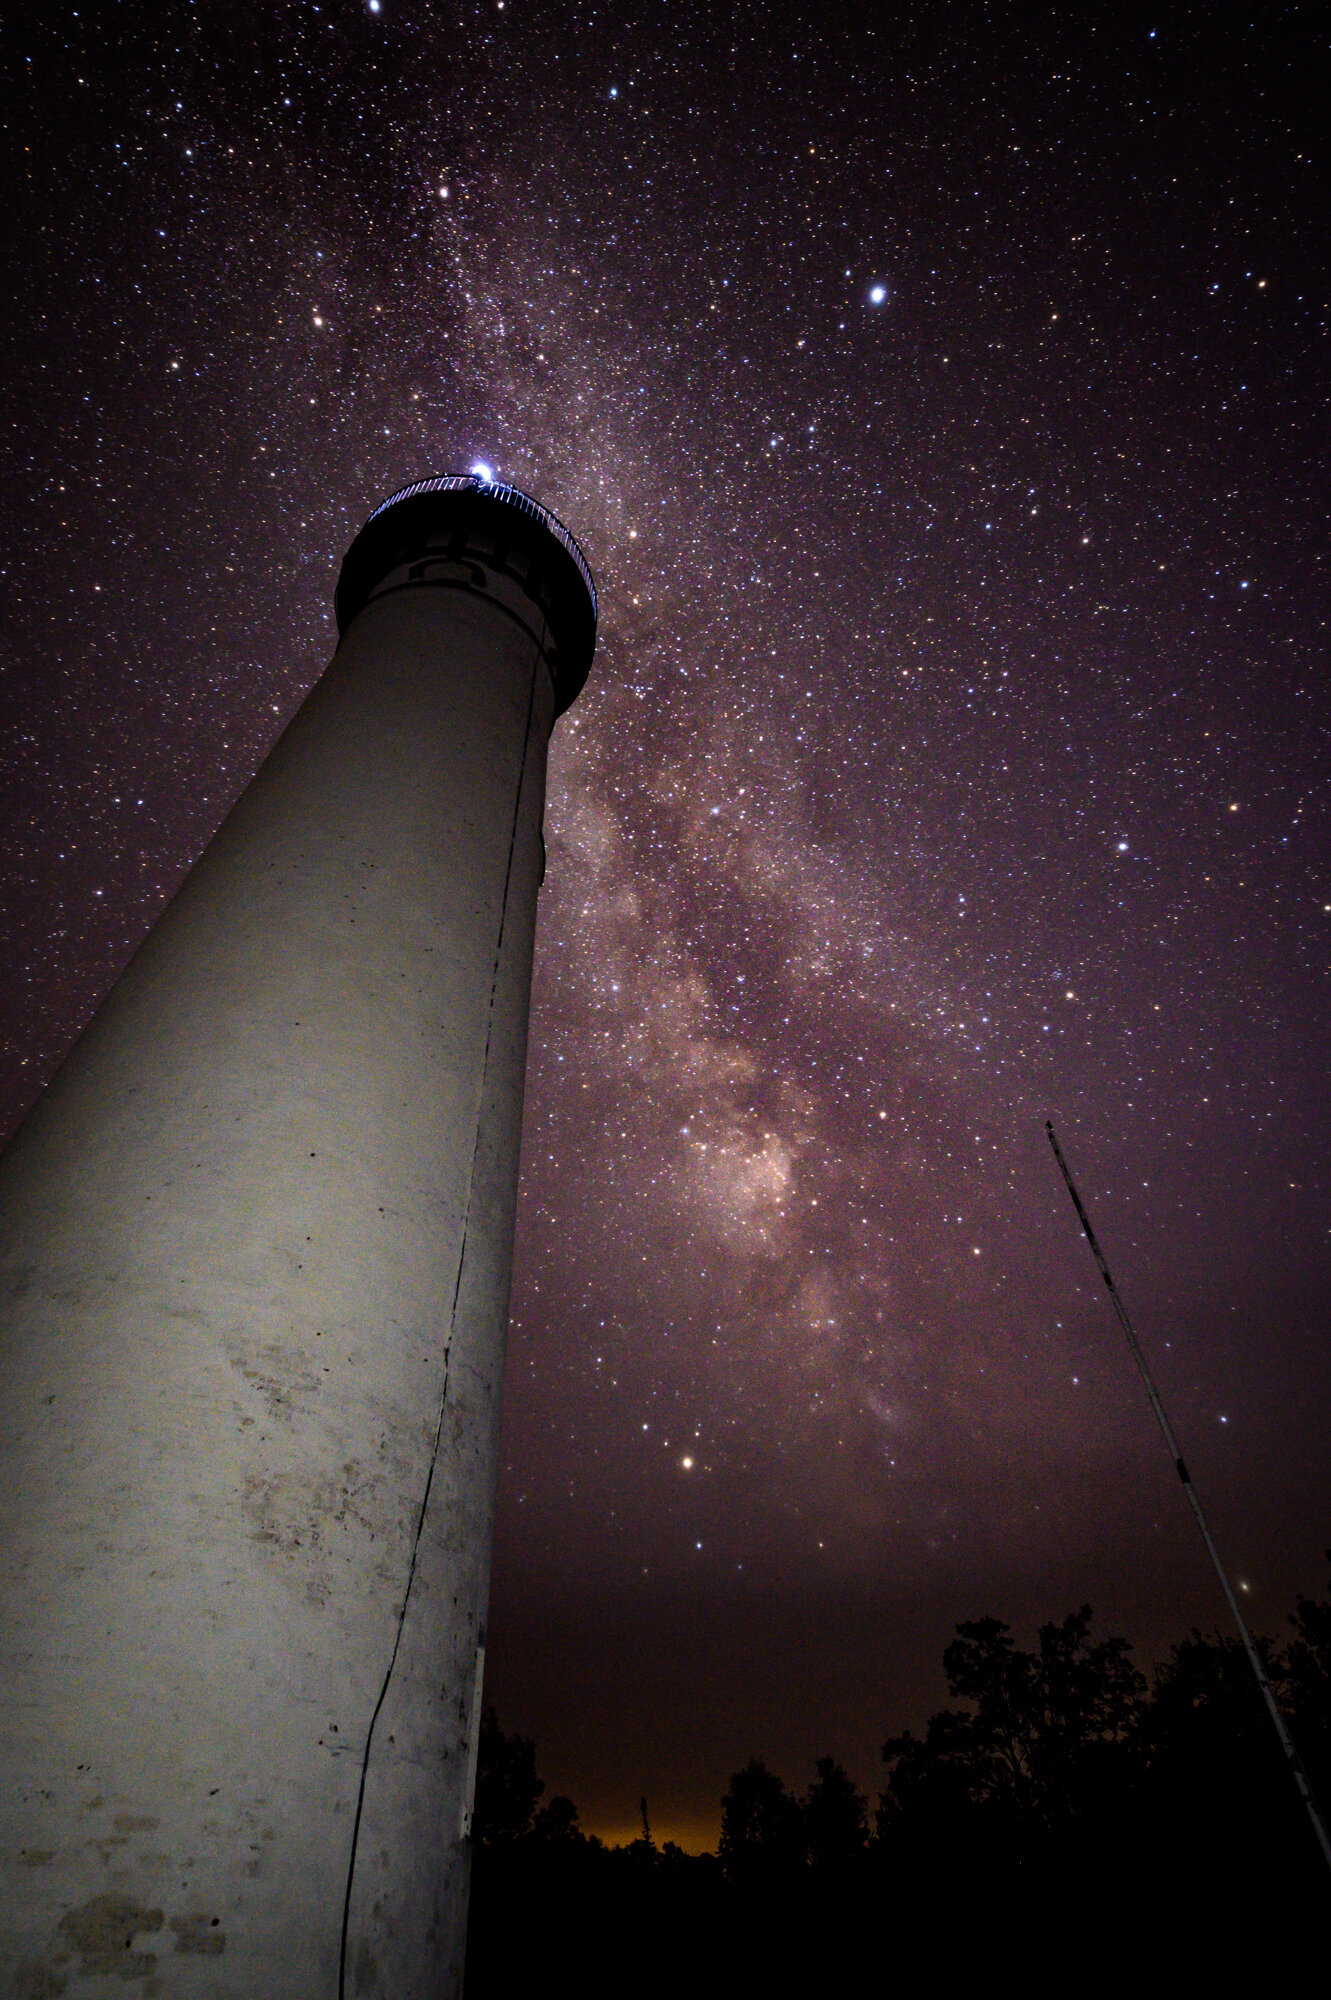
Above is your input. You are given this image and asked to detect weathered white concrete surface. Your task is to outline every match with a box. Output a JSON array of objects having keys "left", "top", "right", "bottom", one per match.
[{"left": 0, "top": 491, "right": 587, "bottom": 1997}]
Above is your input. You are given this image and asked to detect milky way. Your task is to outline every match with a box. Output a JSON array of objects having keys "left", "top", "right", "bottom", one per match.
[{"left": 2, "top": 3, "right": 1327, "bottom": 1844}]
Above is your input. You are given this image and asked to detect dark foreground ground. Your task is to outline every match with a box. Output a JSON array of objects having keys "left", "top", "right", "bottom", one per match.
[{"left": 468, "top": 1819, "right": 1326, "bottom": 1995}]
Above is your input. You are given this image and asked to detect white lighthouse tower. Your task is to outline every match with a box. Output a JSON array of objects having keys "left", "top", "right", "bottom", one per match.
[{"left": 0, "top": 474, "right": 596, "bottom": 1997}]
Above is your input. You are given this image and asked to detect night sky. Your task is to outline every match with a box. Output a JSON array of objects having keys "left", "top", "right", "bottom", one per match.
[{"left": 3, "top": 2, "right": 1328, "bottom": 1849}]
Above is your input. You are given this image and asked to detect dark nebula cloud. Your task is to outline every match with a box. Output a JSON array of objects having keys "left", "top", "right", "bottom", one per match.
[{"left": 2, "top": 2, "right": 1327, "bottom": 1846}]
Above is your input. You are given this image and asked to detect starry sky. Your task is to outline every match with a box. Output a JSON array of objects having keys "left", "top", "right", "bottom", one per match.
[{"left": 3, "top": 1, "right": 1328, "bottom": 1849}]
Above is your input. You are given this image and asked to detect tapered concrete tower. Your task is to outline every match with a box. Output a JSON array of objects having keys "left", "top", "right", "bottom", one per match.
[{"left": 0, "top": 474, "right": 596, "bottom": 1997}]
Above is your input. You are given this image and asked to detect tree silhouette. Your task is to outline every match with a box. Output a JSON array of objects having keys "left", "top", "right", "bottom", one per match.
[
  {"left": 803, "top": 1756, "right": 868, "bottom": 1872},
  {"left": 467, "top": 1565, "right": 1331, "bottom": 2000},
  {"left": 880, "top": 1604, "right": 1145, "bottom": 1860},
  {"left": 531, "top": 1793, "right": 582, "bottom": 1843},
  {"left": 472, "top": 1706, "right": 545, "bottom": 1846},
  {"left": 718, "top": 1757, "right": 807, "bottom": 1886},
  {"left": 1285, "top": 1549, "right": 1331, "bottom": 1797},
  {"left": 1140, "top": 1627, "right": 1307, "bottom": 1862}
]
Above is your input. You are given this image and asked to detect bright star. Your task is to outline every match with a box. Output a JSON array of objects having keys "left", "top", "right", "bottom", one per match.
[
  {"left": 869, "top": 284, "right": 887, "bottom": 304},
  {"left": 470, "top": 461, "right": 495, "bottom": 483}
]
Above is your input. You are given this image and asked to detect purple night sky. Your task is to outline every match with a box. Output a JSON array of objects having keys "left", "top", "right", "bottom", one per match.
[{"left": 3, "top": 1, "right": 1327, "bottom": 1846}]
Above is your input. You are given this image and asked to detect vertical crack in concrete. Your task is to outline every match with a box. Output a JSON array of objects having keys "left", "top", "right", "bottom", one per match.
[{"left": 337, "top": 625, "right": 545, "bottom": 1999}]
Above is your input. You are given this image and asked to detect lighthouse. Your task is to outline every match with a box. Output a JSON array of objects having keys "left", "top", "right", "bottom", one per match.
[{"left": 0, "top": 474, "right": 596, "bottom": 1997}]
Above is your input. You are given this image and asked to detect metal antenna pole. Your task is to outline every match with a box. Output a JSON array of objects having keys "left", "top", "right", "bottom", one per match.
[{"left": 1045, "top": 1119, "right": 1331, "bottom": 1875}]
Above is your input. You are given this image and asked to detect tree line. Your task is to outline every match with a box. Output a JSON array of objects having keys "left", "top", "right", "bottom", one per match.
[{"left": 466, "top": 1559, "right": 1331, "bottom": 1993}]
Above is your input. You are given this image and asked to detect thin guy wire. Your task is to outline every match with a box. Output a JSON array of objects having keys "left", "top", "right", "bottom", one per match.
[{"left": 1045, "top": 1119, "right": 1331, "bottom": 1876}]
